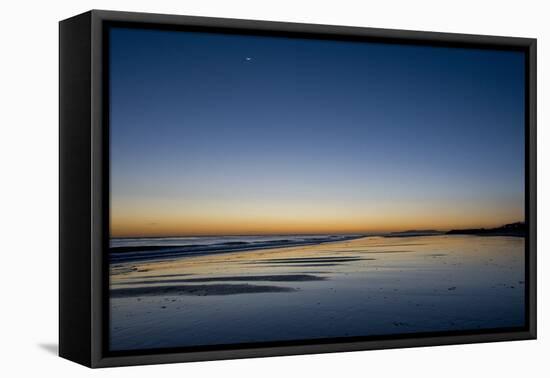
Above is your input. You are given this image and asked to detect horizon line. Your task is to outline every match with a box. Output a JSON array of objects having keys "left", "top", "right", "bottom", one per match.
[{"left": 110, "top": 220, "right": 525, "bottom": 239}]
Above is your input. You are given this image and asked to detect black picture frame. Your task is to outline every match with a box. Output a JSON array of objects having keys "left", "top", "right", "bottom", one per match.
[{"left": 59, "top": 9, "right": 537, "bottom": 368}]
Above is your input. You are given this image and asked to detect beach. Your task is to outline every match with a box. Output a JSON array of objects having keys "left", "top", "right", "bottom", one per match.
[{"left": 110, "top": 234, "right": 525, "bottom": 351}]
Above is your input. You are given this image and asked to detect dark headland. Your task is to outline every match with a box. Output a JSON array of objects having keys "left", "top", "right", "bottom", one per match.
[
  {"left": 386, "top": 222, "right": 525, "bottom": 238},
  {"left": 446, "top": 222, "right": 526, "bottom": 237}
]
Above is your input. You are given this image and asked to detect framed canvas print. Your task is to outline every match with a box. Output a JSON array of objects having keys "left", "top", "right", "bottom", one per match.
[{"left": 59, "top": 10, "right": 537, "bottom": 368}]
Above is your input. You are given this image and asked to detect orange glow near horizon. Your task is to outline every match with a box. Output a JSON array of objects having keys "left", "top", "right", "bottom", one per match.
[{"left": 110, "top": 198, "right": 524, "bottom": 238}]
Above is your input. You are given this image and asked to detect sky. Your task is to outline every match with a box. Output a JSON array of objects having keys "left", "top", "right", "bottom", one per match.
[{"left": 109, "top": 27, "right": 525, "bottom": 237}]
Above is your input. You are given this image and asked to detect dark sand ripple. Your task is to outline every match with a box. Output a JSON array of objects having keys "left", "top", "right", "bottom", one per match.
[
  {"left": 353, "top": 250, "right": 413, "bottom": 254},
  {"left": 246, "top": 256, "right": 372, "bottom": 265},
  {"left": 119, "top": 274, "right": 326, "bottom": 285},
  {"left": 111, "top": 284, "right": 297, "bottom": 297},
  {"left": 125, "top": 273, "right": 193, "bottom": 280},
  {"left": 259, "top": 263, "right": 342, "bottom": 267}
]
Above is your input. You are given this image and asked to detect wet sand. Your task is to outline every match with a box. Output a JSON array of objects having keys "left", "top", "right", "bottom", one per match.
[{"left": 110, "top": 235, "right": 525, "bottom": 351}]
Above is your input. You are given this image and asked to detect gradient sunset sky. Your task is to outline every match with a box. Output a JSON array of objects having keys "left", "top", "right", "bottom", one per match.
[{"left": 109, "top": 27, "right": 525, "bottom": 237}]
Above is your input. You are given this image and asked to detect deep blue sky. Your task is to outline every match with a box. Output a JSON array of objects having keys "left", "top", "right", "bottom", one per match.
[{"left": 109, "top": 27, "right": 525, "bottom": 237}]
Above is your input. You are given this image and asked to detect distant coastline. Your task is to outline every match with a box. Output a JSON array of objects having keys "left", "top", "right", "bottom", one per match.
[
  {"left": 385, "top": 230, "right": 444, "bottom": 238},
  {"left": 446, "top": 222, "right": 525, "bottom": 237},
  {"left": 385, "top": 222, "right": 525, "bottom": 238}
]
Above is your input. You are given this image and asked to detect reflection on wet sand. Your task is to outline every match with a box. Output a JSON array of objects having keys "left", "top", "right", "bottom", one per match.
[{"left": 110, "top": 235, "right": 525, "bottom": 351}]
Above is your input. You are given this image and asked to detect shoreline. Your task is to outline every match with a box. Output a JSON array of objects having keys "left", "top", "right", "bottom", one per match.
[
  {"left": 110, "top": 234, "right": 368, "bottom": 264},
  {"left": 109, "top": 224, "right": 526, "bottom": 265}
]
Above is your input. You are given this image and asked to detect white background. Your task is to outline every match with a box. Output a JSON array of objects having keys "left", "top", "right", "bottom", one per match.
[{"left": 0, "top": 0, "right": 546, "bottom": 376}]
